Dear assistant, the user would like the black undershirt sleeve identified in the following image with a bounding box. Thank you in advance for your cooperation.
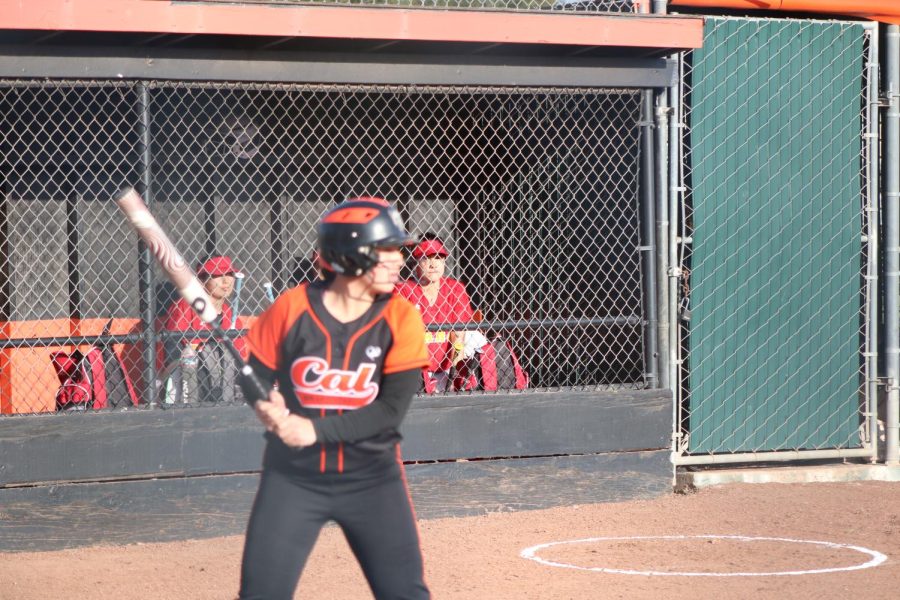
[312,368,422,444]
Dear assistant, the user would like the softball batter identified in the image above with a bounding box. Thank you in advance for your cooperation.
[238,197,430,599]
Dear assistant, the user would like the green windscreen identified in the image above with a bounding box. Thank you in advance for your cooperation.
[687,19,865,453]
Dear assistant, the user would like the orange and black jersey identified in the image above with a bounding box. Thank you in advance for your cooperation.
[246,281,428,474]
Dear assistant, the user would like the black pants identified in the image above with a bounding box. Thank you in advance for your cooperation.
[239,462,430,600]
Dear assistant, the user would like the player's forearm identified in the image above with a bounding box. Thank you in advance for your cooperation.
[313,368,421,443]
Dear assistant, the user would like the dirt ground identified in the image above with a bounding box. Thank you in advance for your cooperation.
[1,480,898,600]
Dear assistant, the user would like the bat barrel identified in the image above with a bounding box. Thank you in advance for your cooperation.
[114,186,219,324]
[115,185,270,405]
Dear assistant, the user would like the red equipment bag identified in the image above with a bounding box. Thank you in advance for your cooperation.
[477,338,529,391]
[50,347,108,411]
[420,337,529,393]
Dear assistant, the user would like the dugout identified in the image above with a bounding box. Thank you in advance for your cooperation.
[0,1,702,550]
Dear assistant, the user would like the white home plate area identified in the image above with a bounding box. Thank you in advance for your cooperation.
[521,535,888,577]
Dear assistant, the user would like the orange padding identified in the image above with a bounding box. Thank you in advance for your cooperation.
[0,316,257,414]
[670,0,900,23]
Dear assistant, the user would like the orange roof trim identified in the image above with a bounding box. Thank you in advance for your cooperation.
[671,0,900,24]
[0,0,703,49]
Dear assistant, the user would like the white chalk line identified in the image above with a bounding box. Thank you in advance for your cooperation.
[520,535,888,577]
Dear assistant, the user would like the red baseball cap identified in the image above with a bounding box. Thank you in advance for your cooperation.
[197,255,236,277]
[412,239,449,259]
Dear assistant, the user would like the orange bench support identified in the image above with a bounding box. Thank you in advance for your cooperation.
[0,318,143,414]
[0,315,257,414]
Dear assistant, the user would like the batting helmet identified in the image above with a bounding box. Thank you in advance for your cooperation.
[317,197,414,276]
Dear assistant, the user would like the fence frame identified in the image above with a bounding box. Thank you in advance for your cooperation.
[0,47,673,408]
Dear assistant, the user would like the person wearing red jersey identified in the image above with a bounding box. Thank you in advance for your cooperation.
[163,255,246,403]
[395,235,479,392]
[164,255,245,341]
[238,198,430,600]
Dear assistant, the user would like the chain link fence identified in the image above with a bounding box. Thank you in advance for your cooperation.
[676,18,876,459]
[0,80,647,414]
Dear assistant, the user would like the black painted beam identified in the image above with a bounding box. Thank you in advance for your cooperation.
[0,45,676,88]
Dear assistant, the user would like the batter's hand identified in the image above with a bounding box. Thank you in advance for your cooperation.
[254,389,317,448]
[273,413,317,448]
[254,389,289,432]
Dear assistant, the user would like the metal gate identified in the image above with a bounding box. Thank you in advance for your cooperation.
[674,17,878,463]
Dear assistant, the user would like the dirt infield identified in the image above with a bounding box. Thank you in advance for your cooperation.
[1,480,898,599]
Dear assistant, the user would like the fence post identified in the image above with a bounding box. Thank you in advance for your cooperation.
[865,24,880,463]
[640,91,659,388]
[656,0,677,397]
[669,58,683,416]
[136,82,158,406]
[885,25,900,466]
[655,91,670,390]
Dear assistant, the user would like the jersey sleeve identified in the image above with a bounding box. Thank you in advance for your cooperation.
[246,286,308,370]
[383,296,429,375]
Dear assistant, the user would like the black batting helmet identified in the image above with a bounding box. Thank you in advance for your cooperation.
[317,197,414,276]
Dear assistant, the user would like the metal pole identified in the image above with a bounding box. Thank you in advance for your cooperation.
[136,83,157,406]
[668,62,684,462]
[656,0,676,396]
[669,71,681,397]
[656,91,670,390]
[866,24,881,462]
[885,25,900,465]
[864,24,880,462]
[640,91,660,387]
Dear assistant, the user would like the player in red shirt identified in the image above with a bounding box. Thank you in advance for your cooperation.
[162,255,246,403]
[238,198,431,599]
[164,255,245,345]
[395,235,477,392]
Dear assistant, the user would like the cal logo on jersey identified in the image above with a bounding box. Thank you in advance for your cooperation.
[290,356,380,409]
